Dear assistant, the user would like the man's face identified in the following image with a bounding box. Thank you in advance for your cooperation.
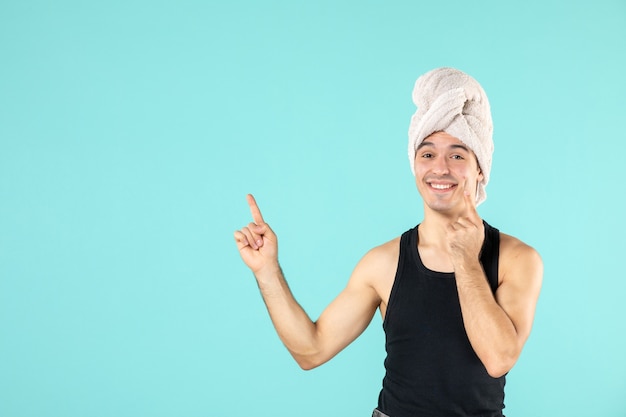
[413,131,484,214]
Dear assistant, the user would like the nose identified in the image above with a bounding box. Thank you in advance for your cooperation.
[431,155,450,175]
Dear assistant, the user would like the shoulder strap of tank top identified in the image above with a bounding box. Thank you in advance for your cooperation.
[383,226,417,330]
[480,221,500,293]
[396,226,416,286]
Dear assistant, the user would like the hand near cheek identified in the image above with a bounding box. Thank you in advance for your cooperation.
[446,180,485,268]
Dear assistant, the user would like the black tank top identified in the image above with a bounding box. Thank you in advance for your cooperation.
[377,222,505,417]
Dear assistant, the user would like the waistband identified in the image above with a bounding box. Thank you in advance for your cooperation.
[373,409,505,417]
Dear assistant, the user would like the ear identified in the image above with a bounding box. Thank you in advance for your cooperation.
[477,168,484,183]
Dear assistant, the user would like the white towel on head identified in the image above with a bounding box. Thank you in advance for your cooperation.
[408,67,493,205]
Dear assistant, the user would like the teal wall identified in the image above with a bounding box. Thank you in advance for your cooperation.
[1,1,625,416]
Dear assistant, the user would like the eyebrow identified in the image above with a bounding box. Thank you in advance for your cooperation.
[417,141,470,152]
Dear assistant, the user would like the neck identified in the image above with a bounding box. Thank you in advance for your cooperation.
[418,206,464,248]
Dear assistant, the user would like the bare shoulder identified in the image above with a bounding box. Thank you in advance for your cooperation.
[498,232,543,286]
[349,236,401,312]
[355,236,401,278]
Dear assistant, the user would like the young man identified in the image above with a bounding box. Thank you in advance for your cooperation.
[234,67,543,417]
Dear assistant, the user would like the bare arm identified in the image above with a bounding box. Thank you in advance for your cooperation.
[234,194,382,370]
[446,186,543,378]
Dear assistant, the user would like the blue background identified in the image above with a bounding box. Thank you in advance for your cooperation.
[1,1,625,416]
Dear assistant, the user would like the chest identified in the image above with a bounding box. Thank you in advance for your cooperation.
[417,244,455,273]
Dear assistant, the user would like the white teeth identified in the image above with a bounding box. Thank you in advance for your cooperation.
[431,183,454,190]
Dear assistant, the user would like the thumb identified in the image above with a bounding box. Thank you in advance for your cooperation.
[254,221,277,243]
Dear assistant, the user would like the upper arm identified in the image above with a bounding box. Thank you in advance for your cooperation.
[496,235,544,348]
[308,242,397,367]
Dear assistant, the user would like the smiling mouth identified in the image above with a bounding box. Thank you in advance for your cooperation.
[428,182,457,190]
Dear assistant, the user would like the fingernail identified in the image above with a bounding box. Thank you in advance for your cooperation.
[256,239,263,247]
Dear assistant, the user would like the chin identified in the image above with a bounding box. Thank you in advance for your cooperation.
[425,199,460,214]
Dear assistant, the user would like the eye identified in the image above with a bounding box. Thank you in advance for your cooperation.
[421,152,434,158]
[451,154,465,160]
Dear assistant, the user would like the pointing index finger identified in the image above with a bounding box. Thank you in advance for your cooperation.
[463,178,480,219]
[246,194,265,224]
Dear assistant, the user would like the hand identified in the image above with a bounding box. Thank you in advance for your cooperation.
[234,194,279,274]
[446,179,485,269]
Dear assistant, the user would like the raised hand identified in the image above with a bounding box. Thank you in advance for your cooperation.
[446,179,485,268]
[234,194,279,274]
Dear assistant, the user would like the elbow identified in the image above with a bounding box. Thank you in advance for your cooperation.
[485,363,511,379]
[297,360,319,371]
[295,356,323,371]
[483,355,517,378]
[288,339,334,370]
[479,338,523,378]
[292,351,325,371]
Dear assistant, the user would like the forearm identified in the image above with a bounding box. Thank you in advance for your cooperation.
[235,196,332,369]
[254,264,322,369]
[454,262,519,377]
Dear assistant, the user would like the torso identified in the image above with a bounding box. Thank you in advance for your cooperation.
[370,230,519,320]
[376,223,506,417]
